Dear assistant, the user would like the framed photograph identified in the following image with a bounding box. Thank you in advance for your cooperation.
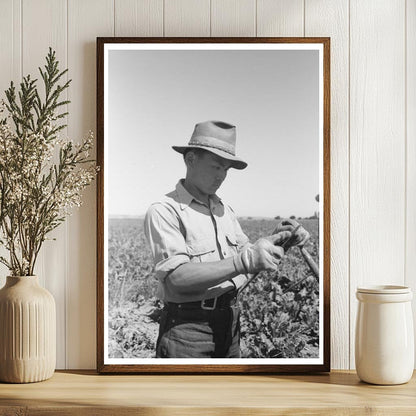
[97,37,330,373]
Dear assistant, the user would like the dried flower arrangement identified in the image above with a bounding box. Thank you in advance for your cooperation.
[0,48,97,276]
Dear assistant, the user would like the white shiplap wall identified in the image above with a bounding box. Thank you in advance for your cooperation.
[0,0,414,370]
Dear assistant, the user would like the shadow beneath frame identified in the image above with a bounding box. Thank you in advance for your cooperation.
[54,369,100,376]
[262,371,362,386]
[54,369,363,386]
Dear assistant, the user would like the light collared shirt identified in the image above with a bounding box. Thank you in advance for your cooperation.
[144,179,250,303]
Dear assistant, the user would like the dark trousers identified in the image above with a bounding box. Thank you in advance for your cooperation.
[156,302,241,358]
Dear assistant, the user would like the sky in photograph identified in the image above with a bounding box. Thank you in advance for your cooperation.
[108,48,320,218]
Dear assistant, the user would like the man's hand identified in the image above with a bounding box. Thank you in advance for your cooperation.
[264,231,292,246]
[234,236,285,274]
[274,219,310,249]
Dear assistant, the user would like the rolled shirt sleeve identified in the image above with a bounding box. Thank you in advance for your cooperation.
[144,203,190,282]
[223,205,250,289]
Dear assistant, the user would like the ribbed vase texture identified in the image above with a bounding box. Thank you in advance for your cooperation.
[0,276,56,383]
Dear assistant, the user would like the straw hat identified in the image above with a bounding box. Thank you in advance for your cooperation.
[172,120,247,170]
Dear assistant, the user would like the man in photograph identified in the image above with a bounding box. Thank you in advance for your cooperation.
[144,120,309,358]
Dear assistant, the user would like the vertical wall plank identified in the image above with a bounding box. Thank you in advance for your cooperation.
[165,0,210,37]
[67,0,114,369]
[305,0,350,370]
[257,0,303,36]
[211,0,255,36]
[350,0,406,369]
[22,0,67,369]
[0,0,14,98]
[115,0,163,36]
[0,0,21,288]
[0,0,21,98]
[406,0,416,366]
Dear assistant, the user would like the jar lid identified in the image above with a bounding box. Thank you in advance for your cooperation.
[357,285,411,294]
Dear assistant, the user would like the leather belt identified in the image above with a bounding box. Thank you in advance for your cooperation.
[167,289,238,311]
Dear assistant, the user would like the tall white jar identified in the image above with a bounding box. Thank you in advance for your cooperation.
[355,285,414,385]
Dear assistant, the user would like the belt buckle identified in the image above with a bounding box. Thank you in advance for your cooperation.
[201,297,217,310]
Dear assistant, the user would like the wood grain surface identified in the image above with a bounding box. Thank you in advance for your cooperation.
[257,0,304,37]
[305,0,349,371]
[67,0,114,370]
[22,0,68,370]
[349,0,406,369]
[115,0,163,37]
[164,0,210,37]
[211,0,256,37]
[0,370,415,415]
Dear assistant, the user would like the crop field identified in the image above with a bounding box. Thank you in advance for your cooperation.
[108,217,319,359]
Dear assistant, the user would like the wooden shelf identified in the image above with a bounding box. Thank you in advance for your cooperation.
[0,370,415,415]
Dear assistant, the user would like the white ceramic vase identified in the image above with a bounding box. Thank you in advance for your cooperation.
[355,285,414,385]
[0,276,56,383]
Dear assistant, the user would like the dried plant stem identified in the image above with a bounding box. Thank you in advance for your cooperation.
[0,48,97,276]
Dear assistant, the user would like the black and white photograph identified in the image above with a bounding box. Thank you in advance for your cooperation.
[97,38,330,373]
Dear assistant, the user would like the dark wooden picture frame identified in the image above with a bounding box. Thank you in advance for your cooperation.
[97,37,330,374]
